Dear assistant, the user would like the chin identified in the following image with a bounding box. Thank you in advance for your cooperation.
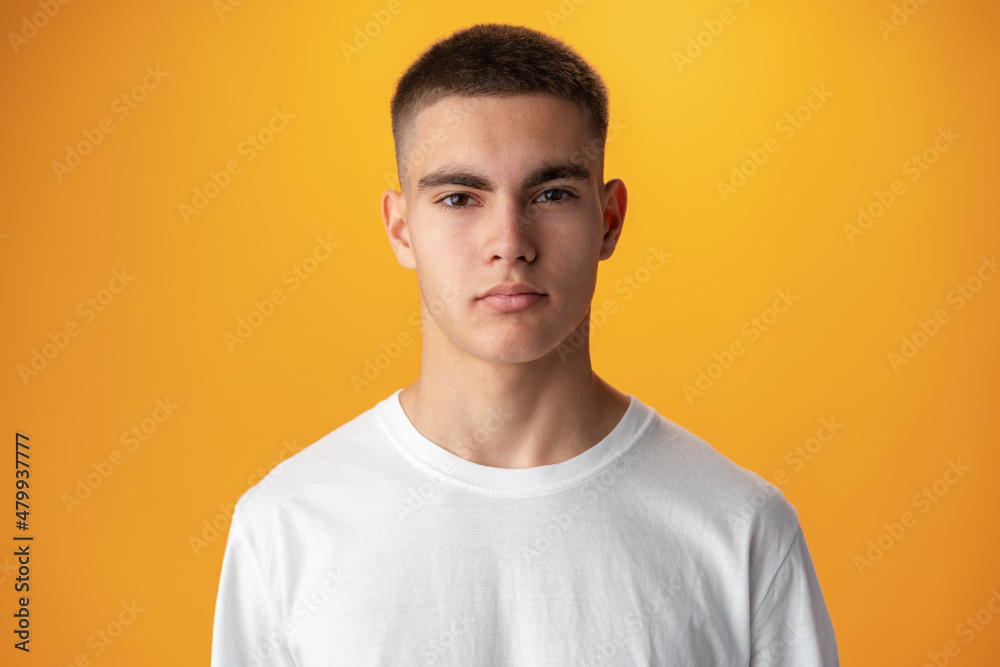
[469,330,561,365]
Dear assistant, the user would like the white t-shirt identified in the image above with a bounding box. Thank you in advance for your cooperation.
[211,389,839,666]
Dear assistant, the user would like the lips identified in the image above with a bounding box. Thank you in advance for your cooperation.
[479,282,545,298]
[479,293,545,312]
[477,283,546,313]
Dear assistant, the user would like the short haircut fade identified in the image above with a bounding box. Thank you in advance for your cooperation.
[389,22,610,191]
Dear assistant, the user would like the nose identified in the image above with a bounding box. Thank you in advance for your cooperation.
[483,197,536,264]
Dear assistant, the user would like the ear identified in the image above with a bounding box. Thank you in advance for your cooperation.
[598,178,627,261]
[382,187,416,270]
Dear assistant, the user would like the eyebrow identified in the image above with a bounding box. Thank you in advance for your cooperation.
[415,160,592,195]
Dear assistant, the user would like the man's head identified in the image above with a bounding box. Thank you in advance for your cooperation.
[381,23,626,367]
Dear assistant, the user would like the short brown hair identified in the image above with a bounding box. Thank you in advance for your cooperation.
[390,23,610,191]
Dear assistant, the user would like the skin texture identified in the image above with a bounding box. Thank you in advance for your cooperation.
[381,93,630,469]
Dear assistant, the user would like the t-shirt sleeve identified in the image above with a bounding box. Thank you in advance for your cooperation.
[749,524,839,666]
[211,499,297,667]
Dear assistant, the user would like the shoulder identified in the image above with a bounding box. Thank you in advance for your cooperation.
[232,395,390,526]
[628,397,801,539]
[626,400,807,596]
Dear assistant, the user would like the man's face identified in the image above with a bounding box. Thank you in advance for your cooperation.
[382,93,625,365]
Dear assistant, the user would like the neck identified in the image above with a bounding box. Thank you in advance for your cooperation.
[398,317,630,468]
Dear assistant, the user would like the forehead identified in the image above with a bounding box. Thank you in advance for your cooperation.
[406,94,594,177]
[414,93,585,128]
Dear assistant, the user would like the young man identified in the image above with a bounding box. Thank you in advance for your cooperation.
[211,23,839,666]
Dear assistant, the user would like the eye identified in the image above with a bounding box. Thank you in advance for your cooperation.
[535,188,578,205]
[433,188,579,212]
[435,193,478,210]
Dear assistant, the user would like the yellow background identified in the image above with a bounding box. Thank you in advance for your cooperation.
[2,0,998,664]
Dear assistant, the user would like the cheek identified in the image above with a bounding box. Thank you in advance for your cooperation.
[560,252,602,308]
[414,218,471,258]
[413,239,471,309]
[548,212,602,251]
[417,268,464,320]
[549,229,600,274]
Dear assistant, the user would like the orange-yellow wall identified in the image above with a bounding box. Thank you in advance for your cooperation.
[2,0,998,664]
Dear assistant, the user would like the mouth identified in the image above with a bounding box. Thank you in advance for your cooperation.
[477,282,547,312]
[478,292,546,312]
